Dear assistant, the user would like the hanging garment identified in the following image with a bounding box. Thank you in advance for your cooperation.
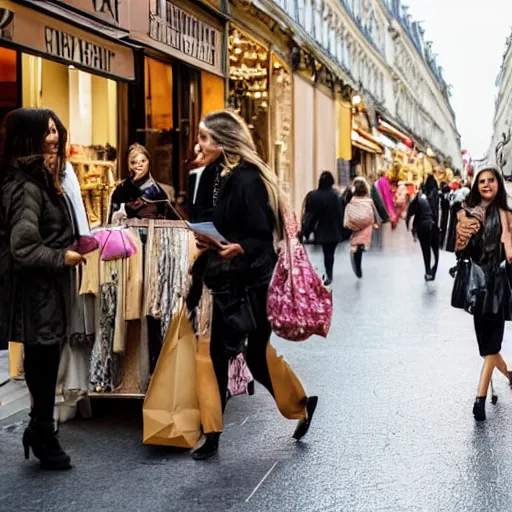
[113,259,127,354]
[125,228,143,321]
[62,162,91,236]
[89,262,121,392]
[371,184,390,223]
[79,250,100,296]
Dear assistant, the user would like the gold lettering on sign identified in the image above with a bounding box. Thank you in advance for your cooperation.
[149,1,218,68]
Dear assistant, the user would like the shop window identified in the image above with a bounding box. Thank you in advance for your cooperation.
[228,27,269,162]
[0,48,18,124]
[21,56,119,227]
[270,57,293,198]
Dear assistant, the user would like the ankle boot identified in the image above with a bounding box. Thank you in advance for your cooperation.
[23,420,72,470]
[293,396,318,440]
[191,433,220,461]
[351,246,363,278]
[473,397,486,422]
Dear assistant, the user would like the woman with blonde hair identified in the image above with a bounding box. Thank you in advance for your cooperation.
[191,109,317,460]
[109,143,179,222]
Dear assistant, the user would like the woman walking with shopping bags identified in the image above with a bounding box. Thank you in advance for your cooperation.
[0,108,84,469]
[190,110,318,460]
[406,175,440,281]
[454,164,512,421]
[302,171,344,285]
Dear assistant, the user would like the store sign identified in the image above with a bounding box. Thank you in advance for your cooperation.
[44,26,116,74]
[0,0,135,80]
[149,0,219,68]
[48,0,127,26]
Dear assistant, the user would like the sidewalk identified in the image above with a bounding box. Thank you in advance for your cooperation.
[0,350,29,422]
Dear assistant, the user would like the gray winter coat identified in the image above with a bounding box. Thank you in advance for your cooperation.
[0,157,75,346]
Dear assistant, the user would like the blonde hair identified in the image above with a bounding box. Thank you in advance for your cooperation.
[202,109,284,236]
[127,143,151,177]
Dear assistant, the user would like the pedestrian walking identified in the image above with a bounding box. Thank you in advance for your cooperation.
[406,175,440,281]
[455,165,512,422]
[302,171,344,286]
[0,108,85,470]
[190,110,317,460]
[344,177,380,278]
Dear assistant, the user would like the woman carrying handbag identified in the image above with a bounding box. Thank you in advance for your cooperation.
[190,110,318,460]
[455,164,512,422]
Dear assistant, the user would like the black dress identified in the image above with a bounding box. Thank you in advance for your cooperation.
[468,219,506,356]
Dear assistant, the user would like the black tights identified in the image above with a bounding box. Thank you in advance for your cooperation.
[210,285,274,412]
[24,344,61,424]
[417,222,439,277]
[322,243,338,280]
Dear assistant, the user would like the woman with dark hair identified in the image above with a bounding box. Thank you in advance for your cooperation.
[455,165,512,421]
[302,171,344,286]
[109,143,180,222]
[406,175,440,281]
[0,108,84,469]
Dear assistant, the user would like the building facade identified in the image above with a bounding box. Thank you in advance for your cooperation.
[262,0,462,169]
[488,31,512,176]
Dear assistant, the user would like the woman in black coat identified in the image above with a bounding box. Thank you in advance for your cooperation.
[302,171,344,285]
[406,175,440,281]
[190,110,317,460]
[0,108,83,470]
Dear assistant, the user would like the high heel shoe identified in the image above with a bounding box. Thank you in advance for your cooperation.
[293,396,318,440]
[473,397,486,422]
[23,421,72,470]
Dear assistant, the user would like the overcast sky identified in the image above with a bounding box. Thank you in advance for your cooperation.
[404,0,512,160]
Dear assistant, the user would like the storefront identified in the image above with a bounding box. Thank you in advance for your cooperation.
[127,0,227,215]
[0,0,136,226]
[228,0,294,200]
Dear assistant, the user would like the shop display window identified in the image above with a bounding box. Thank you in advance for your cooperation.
[21,55,119,227]
[0,48,18,124]
[228,27,270,162]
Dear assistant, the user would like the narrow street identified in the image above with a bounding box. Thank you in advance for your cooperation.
[2,224,512,512]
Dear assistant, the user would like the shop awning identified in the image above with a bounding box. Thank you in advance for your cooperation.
[0,0,136,81]
[352,129,384,154]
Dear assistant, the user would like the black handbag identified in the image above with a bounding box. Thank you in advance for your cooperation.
[213,289,257,356]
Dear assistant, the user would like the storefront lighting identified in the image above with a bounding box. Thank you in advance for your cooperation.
[262,91,268,98]
[234,35,241,45]
[254,91,262,99]
[352,94,362,106]
[351,130,360,141]
[68,65,76,70]
[261,101,268,108]
[426,147,435,157]
[235,47,242,55]
[274,62,281,69]
[418,152,424,159]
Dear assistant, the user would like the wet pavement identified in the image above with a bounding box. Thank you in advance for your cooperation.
[2,223,512,512]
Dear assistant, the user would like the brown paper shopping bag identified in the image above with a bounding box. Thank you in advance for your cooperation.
[142,307,201,448]
[196,334,223,434]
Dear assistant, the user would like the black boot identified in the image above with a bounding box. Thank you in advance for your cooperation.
[191,433,220,461]
[23,420,71,470]
[473,397,486,422]
[293,396,318,440]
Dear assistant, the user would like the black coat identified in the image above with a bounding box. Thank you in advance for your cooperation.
[0,157,75,346]
[303,188,345,244]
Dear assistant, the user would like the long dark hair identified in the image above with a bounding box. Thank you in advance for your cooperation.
[0,108,68,189]
[467,166,511,263]
[318,171,335,190]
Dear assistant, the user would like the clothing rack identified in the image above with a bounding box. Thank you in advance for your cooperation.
[87,220,196,401]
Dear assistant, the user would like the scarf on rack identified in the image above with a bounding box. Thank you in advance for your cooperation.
[375,176,397,221]
[62,162,91,236]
